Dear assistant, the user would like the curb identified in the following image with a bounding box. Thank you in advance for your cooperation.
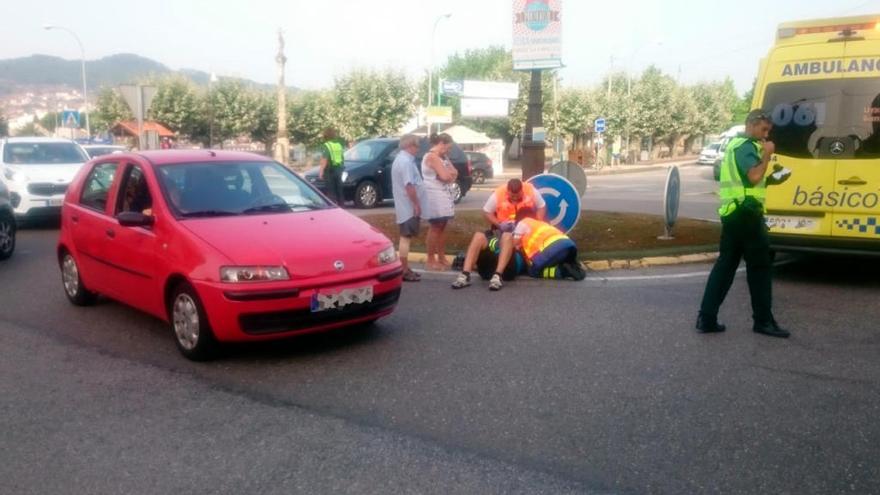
[403,251,718,273]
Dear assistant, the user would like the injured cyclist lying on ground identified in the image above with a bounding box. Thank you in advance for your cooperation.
[451,209,586,291]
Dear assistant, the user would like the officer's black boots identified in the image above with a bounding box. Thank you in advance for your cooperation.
[753,319,791,338]
[695,314,727,333]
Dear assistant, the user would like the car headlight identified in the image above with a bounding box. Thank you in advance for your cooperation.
[377,245,398,266]
[341,171,349,182]
[220,266,290,283]
[2,167,26,182]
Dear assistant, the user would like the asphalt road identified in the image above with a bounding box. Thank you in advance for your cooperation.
[351,163,720,221]
[2,227,879,494]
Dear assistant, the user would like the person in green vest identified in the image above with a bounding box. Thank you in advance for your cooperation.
[696,109,791,338]
[319,127,346,206]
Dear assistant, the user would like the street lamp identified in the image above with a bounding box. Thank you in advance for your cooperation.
[427,13,452,136]
[43,24,90,140]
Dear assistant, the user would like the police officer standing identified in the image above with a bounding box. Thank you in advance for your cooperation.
[696,110,790,338]
[319,127,346,206]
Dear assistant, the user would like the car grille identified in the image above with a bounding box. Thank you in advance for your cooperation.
[239,288,401,335]
[27,183,68,196]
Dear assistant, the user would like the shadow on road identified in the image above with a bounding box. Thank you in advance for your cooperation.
[775,254,880,289]
[216,322,389,362]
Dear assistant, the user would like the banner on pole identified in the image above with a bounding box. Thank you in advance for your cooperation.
[512,0,563,71]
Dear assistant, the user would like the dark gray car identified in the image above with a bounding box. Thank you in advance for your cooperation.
[0,180,16,260]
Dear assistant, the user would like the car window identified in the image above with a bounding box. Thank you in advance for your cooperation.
[3,142,88,164]
[344,140,391,161]
[116,165,153,216]
[157,161,330,216]
[80,163,119,212]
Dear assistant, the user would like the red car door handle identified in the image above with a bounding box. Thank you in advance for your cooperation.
[106,229,115,239]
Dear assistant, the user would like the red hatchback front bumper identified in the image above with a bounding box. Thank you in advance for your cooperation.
[192,266,404,342]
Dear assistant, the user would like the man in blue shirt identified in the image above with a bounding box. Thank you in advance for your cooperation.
[391,134,424,282]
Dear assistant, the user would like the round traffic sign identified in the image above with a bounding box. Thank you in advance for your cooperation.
[663,165,681,229]
[526,173,582,233]
[548,161,587,198]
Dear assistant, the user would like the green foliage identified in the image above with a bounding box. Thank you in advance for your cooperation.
[288,91,334,148]
[730,79,756,127]
[207,80,258,145]
[251,92,278,148]
[91,88,133,133]
[332,69,415,142]
[149,76,207,143]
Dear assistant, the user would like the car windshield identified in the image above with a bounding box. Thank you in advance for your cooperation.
[762,78,880,160]
[3,142,88,164]
[157,161,331,217]
[344,140,390,162]
[707,144,720,152]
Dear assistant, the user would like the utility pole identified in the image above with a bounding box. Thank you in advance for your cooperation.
[274,29,290,165]
[521,69,545,180]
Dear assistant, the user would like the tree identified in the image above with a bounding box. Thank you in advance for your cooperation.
[1,113,10,137]
[288,90,334,148]
[630,66,678,157]
[333,69,414,141]
[250,91,278,151]
[91,88,133,133]
[207,80,258,146]
[149,76,207,143]
[730,79,756,127]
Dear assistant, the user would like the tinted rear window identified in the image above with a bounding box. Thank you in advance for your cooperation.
[762,78,880,160]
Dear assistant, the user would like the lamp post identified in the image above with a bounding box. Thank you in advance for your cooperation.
[427,13,451,136]
[43,24,90,140]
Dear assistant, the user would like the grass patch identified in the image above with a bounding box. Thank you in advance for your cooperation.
[362,210,721,260]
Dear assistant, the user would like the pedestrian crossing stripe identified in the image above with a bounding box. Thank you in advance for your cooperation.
[835,217,880,235]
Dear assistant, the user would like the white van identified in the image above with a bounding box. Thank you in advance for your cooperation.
[0,137,90,221]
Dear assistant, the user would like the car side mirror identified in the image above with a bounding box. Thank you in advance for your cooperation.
[117,211,155,228]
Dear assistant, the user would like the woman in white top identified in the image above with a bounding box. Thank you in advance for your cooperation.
[421,133,458,271]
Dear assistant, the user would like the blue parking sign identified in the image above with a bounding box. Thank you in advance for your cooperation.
[594,118,606,134]
[526,174,582,233]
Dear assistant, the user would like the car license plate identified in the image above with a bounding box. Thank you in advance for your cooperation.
[311,286,374,313]
[48,198,63,207]
[765,215,818,233]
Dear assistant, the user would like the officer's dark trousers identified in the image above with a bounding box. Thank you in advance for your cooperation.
[324,166,345,206]
[699,207,773,324]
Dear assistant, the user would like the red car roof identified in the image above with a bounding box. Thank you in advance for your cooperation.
[131,150,274,166]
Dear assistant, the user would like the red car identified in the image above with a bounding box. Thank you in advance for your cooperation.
[57,150,403,360]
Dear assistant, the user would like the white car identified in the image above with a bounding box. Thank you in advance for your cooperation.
[698,142,722,165]
[0,137,90,222]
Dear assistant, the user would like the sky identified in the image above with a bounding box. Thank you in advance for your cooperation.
[2,0,878,94]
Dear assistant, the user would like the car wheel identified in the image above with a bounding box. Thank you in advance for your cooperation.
[451,181,463,204]
[0,212,15,260]
[354,180,380,209]
[60,252,98,306]
[169,282,217,361]
[472,170,486,185]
